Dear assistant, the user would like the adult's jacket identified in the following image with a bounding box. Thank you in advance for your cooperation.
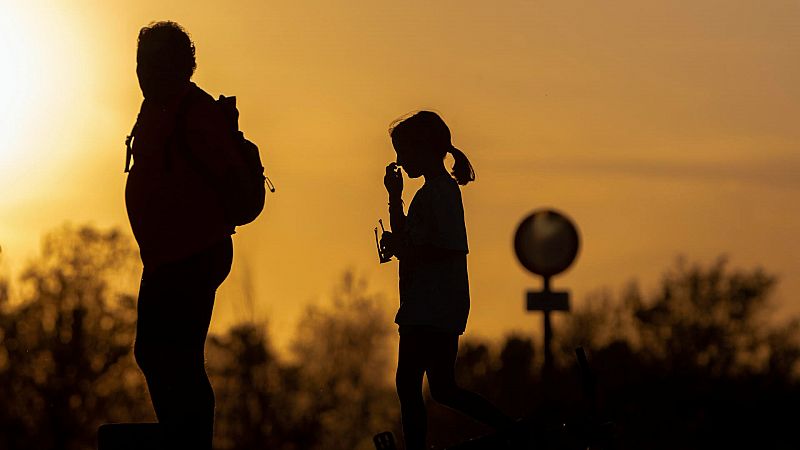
[125,82,241,270]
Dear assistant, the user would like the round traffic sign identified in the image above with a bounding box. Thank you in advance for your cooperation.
[514,209,580,277]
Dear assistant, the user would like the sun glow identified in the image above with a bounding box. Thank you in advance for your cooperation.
[0,7,48,169]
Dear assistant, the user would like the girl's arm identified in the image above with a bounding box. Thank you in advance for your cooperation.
[388,197,405,236]
[382,163,407,259]
[384,162,406,234]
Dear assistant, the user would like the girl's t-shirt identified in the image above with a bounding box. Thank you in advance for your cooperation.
[395,174,470,334]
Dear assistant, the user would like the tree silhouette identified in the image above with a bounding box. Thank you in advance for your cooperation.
[551,257,800,449]
[2,226,797,450]
[0,224,148,450]
[426,257,800,450]
[288,271,399,450]
[208,322,288,450]
[495,335,537,416]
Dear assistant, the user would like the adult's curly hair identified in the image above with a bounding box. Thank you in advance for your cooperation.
[137,21,196,79]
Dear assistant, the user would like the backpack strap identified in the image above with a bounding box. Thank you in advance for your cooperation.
[124,92,196,174]
[164,90,198,173]
[124,116,139,173]
[169,91,228,193]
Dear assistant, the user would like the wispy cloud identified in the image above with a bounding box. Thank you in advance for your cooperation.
[490,156,800,190]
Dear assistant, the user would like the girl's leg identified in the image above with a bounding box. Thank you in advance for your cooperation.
[425,333,513,429]
[396,332,428,450]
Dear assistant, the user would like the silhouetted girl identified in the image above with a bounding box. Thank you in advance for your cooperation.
[380,111,513,450]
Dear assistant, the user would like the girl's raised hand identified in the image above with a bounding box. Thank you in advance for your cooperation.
[384,162,403,198]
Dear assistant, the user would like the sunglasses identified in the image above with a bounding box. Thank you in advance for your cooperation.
[374,219,392,264]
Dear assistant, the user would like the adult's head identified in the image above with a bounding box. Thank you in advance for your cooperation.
[136,21,196,102]
[389,111,475,185]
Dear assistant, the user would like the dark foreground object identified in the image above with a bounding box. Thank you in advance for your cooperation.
[97,423,162,450]
[442,419,614,450]
[374,431,398,449]
[373,347,614,450]
[373,421,613,450]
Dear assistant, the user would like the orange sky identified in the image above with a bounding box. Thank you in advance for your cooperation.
[1,0,798,352]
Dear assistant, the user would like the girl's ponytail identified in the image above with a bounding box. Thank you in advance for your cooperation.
[448,146,475,185]
[390,110,476,185]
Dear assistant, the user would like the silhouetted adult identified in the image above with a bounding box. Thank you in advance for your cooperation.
[380,111,514,450]
[125,21,242,450]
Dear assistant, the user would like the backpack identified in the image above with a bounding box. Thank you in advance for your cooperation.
[125,93,274,227]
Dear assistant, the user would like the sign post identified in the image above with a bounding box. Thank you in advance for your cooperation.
[514,209,580,376]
